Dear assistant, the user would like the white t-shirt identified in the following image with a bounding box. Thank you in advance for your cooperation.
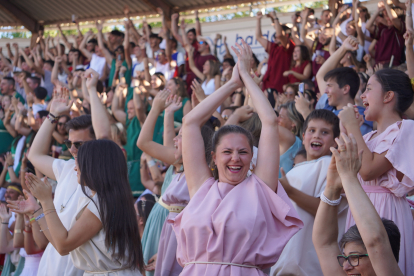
[37,159,84,276]
[155,62,174,80]
[89,54,107,79]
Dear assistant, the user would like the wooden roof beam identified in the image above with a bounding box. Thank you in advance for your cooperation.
[0,0,39,33]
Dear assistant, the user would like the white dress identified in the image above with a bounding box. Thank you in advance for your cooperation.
[70,193,143,276]
[20,248,43,276]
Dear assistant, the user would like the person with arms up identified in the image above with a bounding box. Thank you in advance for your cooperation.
[313,133,403,276]
[173,40,303,275]
[24,68,110,276]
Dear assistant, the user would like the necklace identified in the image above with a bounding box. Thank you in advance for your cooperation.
[60,189,77,213]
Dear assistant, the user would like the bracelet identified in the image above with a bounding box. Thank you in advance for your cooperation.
[147,160,156,167]
[43,208,55,213]
[32,207,42,215]
[47,114,59,124]
[1,222,9,225]
[35,213,45,221]
[44,210,56,216]
[320,192,342,206]
[24,229,32,233]
[14,229,22,234]
[39,227,49,232]
[8,166,13,170]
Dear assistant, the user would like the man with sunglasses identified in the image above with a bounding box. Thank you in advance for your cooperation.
[27,69,110,276]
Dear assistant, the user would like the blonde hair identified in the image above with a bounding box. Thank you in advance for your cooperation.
[111,122,127,146]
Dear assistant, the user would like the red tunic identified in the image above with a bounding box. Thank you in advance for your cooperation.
[373,21,405,66]
[262,40,295,93]
[288,60,310,84]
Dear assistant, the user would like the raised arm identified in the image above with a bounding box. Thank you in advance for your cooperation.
[57,25,73,50]
[133,87,146,125]
[6,43,13,60]
[79,31,93,60]
[300,8,314,49]
[366,5,381,33]
[269,11,288,48]
[96,21,113,66]
[84,69,110,139]
[195,10,202,36]
[332,134,403,276]
[111,85,127,124]
[164,95,182,147]
[354,2,365,47]
[0,205,14,254]
[51,56,62,85]
[13,214,25,248]
[180,19,191,47]
[12,43,19,67]
[185,46,204,81]
[124,21,132,69]
[234,40,279,190]
[313,155,347,276]
[255,12,268,49]
[383,1,402,31]
[28,88,73,180]
[316,36,359,96]
[137,89,177,165]
[406,0,414,32]
[182,60,243,198]
[291,15,302,46]
[404,31,414,78]
[171,14,184,46]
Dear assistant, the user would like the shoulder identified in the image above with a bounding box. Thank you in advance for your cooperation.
[53,158,76,183]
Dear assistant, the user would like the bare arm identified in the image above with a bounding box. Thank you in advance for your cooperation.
[384,1,402,31]
[13,214,24,248]
[96,22,113,66]
[133,88,146,126]
[406,0,414,32]
[6,44,13,60]
[255,12,269,49]
[124,22,132,69]
[269,11,288,48]
[195,10,202,36]
[171,14,184,46]
[79,32,93,60]
[137,90,177,165]
[300,9,314,49]
[316,36,359,96]
[366,9,380,34]
[290,15,302,45]
[404,31,414,78]
[111,85,127,125]
[186,46,205,81]
[57,25,72,50]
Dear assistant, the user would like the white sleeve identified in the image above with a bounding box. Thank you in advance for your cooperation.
[176,52,185,67]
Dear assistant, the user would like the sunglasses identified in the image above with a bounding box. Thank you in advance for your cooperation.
[57,122,65,126]
[64,140,84,150]
[199,41,205,45]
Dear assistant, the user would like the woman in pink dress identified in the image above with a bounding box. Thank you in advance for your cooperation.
[339,68,414,275]
[173,40,303,276]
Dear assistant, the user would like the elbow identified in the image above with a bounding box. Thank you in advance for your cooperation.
[262,114,279,127]
[359,172,376,182]
[55,243,71,256]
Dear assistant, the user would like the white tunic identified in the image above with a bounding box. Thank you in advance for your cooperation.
[271,156,348,276]
[70,193,142,276]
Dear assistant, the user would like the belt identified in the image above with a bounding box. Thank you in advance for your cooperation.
[85,268,124,275]
[184,261,259,269]
[158,196,185,213]
[362,185,391,194]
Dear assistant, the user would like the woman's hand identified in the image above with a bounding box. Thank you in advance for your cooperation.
[283,71,292,77]
[5,152,13,167]
[145,253,157,271]
[84,69,99,90]
[191,80,207,102]
[165,95,182,114]
[7,190,40,215]
[25,173,53,204]
[0,204,12,223]
[151,89,171,113]
[404,30,414,47]
[326,153,343,194]
[279,168,292,194]
[338,103,360,131]
[231,39,252,77]
[50,87,73,117]
[330,133,363,179]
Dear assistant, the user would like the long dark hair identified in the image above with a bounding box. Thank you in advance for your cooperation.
[77,140,144,272]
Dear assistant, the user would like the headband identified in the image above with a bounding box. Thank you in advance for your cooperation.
[8,186,22,195]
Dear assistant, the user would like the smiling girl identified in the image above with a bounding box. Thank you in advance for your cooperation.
[339,69,414,275]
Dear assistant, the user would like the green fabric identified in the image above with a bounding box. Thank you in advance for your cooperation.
[155,97,188,144]
[108,59,131,87]
[14,93,25,104]
[53,140,68,152]
[12,256,25,276]
[124,116,144,195]
[141,165,175,275]
[2,254,15,276]
[0,119,14,154]
[6,133,33,182]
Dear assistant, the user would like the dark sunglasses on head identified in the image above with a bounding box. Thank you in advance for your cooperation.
[64,140,84,150]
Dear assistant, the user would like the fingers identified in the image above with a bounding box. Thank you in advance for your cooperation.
[280,167,287,178]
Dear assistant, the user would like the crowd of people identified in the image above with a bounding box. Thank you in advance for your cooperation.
[0,0,413,275]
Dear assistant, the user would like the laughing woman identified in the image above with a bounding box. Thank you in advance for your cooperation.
[8,140,144,275]
[173,40,303,275]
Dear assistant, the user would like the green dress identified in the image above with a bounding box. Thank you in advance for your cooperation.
[0,119,14,154]
[108,59,131,87]
[141,165,175,276]
[124,116,144,196]
[6,133,33,182]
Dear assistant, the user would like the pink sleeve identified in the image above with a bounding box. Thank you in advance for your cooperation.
[372,123,400,155]
[385,120,414,185]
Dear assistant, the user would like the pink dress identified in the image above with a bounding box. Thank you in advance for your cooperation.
[155,173,188,276]
[346,120,414,275]
[172,174,303,275]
